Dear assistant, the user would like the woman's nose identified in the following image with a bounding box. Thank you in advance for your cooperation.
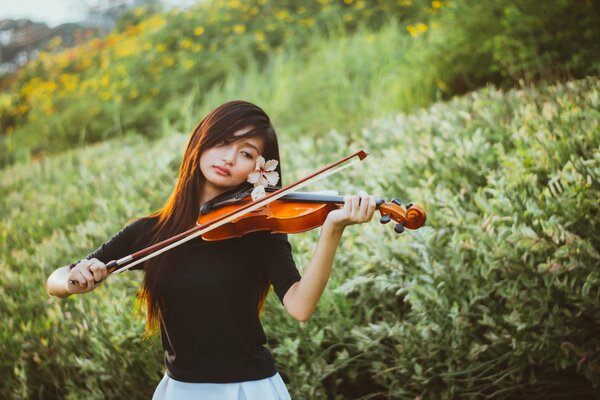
[222,149,235,165]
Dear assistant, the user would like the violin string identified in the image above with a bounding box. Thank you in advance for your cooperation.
[111,157,360,275]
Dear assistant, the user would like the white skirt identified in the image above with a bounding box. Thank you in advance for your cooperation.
[152,371,292,400]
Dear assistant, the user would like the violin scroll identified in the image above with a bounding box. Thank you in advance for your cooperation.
[377,199,426,234]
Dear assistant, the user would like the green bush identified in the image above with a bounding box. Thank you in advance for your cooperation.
[1,77,598,398]
[426,0,600,93]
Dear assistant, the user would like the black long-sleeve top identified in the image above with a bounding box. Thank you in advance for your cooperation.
[69,217,302,383]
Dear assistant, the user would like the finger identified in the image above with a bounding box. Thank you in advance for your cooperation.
[350,195,360,219]
[89,258,108,282]
[91,258,108,280]
[358,191,370,220]
[342,195,352,217]
[367,195,377,222]
[73,271,87,289]
[81,268,96,288]
[90,263,106,282]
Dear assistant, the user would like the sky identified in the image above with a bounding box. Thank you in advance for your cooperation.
[0,0,196,28]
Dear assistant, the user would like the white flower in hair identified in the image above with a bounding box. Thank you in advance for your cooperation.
[247,156,279,201]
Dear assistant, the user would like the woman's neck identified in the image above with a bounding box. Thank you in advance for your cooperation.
[199,182,229,208]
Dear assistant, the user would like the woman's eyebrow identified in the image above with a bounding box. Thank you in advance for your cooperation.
[242,142,260,153]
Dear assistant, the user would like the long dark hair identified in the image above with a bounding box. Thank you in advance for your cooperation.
[137,100,282,336]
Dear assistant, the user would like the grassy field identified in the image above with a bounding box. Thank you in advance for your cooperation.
[1,77,598,398]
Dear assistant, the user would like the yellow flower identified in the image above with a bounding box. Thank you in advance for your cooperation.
[156,43,167,53]
[343,14,353,22]
[432,0,442,10]
[254,31,266,42]
[115,38,136,57]
[367,34,375,43]
[344,0,353,4]
[194,26,205,36]
[145,15,166,31]
[407,25,418,37]
[275,10,290,20]
[233,24,246,34]
[164,56,175,66]
[407,23,428,37]
[100,90,112,101]
[181,38,194,49]
[300,18,316,27]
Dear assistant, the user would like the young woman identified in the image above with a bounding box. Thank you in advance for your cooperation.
[46,100,376,399]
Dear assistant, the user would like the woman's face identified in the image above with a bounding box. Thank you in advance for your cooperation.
[199,127,265,197]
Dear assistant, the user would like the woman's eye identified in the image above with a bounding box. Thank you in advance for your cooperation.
[241,151,253,159]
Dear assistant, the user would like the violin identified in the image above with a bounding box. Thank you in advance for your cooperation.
[69,150,426,282]
[197,185,426,240]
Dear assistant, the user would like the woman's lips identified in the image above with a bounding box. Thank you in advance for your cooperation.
[213,166,231,176]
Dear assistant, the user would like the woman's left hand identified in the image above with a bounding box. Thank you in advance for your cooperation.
[324,190,377,231]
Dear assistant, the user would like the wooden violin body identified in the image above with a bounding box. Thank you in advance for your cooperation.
[197,189,426,241]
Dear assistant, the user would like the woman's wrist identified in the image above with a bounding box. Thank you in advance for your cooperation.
[323,217,346,236]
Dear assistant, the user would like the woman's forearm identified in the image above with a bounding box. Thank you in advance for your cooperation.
[283,222,345,321]
[46,266,72,298]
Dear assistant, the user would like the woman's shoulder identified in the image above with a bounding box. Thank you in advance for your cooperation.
[125,215,159,231]
[121,215,160,246]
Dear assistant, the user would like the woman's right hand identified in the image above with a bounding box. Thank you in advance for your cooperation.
[65,258,108,294]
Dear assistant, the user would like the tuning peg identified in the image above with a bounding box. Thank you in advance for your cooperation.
[380,214,391,224]
[391,198,402,206]
[405,202,413,209]
[394,223,405,233]
[376,198,385,207]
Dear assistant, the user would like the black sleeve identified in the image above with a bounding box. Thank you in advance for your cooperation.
[258,233,302,304]
[68,217,156,271]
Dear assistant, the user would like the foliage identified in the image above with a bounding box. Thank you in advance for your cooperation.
[1,77,598,398]
[2,0,598,171]
[425,0,600,93]
[0,0,434,167]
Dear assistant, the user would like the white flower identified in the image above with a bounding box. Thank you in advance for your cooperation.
[247,156,279,201]
[250,185,266,201]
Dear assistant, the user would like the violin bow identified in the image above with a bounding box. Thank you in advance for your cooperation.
[70,150,368,284]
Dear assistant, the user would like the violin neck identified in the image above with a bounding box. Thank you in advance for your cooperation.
[281,192,383,207]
